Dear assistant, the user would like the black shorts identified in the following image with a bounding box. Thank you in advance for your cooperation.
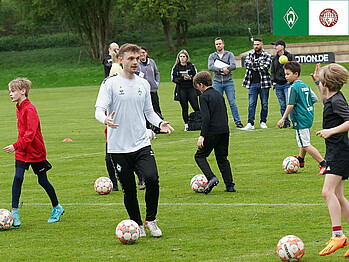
[325,160,349,180]
[15,160,52,175]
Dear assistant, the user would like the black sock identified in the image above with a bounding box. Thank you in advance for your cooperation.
[297,156,304,163]
[319,160,327,167]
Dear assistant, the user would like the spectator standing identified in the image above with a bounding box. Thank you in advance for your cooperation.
[242,38,272,130]
[271,39,295,128]
[102,42,119,78]
[208,37,244,129]
[137,46,163,133]
[171,49,200,131]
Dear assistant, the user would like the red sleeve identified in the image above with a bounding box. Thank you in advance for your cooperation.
[13,107,39,152]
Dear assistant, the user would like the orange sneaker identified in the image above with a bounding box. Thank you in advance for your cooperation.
[318,166,327,176]
[319,235,348,256]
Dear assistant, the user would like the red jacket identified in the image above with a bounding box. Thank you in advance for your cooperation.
[13,98,46,162]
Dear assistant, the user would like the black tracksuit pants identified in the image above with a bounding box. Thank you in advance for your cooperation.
[110,145,159,226]
[194,133,234,187]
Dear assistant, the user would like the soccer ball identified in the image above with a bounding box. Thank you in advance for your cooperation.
[0,209,13,230]
[94,177,113,195]
[116,219,140,244]
[282,156,300,174]
[190,174,208,193]
[146,129,156,140]
[277,235,304,261]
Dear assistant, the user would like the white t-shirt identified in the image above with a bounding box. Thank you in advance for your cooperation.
[95,74,162,153]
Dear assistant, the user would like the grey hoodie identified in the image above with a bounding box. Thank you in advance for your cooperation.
[208,51,236,83]
[137,58,160,92]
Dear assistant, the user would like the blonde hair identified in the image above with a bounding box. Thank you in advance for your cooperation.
[118,43,140,58]
[8,77,31,97]
[174,49,190,66]
[319,63,349,91]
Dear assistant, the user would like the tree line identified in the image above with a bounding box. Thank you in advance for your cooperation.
[0,0,272,60]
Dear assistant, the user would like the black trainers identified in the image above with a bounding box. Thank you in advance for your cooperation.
[112,183,118,191]
[236,122,244,129]
[224,185,236,192]
[282,123,291,128]
[203,176,219,194]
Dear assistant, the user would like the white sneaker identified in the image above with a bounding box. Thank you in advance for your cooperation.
[139,225,146,237]
[242,123,255,131]
[260,122,268,129]
[184,123,189,131]
[144,219,162,237]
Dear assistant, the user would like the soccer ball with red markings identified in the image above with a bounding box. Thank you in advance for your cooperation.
[190,174,208,193]
[94,177,113,195]
[282,157,300,174]
[277,235,305,261]
[0,209,13,230]
[116,219,140,244]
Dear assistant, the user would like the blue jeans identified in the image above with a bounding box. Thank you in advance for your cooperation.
[274,83,291,124]
[247,83,269,125]
[213,80,241,124]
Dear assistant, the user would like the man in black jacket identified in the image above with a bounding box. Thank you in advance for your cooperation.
[193,71,236,194]
[271,40,295,128]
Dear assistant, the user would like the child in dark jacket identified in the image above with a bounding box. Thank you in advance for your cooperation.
[193,71,236,194]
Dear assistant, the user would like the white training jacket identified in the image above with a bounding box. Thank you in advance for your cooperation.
[95,74,162,153]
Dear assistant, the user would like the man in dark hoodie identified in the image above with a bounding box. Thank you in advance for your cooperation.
[271,40,295,128]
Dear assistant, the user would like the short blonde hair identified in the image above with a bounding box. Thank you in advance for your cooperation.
[118,43,140,58]
[8,78,31,97]
[319,63,349,92]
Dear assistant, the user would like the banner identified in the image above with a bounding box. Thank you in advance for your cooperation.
[274,0,348,35]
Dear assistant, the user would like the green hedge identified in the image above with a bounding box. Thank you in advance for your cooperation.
[0,33,80,51]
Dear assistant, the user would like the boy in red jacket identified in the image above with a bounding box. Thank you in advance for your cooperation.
[3,78,64,227]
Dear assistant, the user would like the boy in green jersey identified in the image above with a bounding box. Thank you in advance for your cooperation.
[277,61,327,175]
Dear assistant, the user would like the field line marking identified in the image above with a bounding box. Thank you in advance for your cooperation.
[0,202,325,206]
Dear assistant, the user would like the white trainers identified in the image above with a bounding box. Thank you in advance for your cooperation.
[184,123,189,131]
[242,123,255,131]
[260,122,268,129]
[144,219,162,237]
[139,225,146,237]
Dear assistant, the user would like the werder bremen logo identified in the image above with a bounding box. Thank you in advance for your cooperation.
[283,7,298,29]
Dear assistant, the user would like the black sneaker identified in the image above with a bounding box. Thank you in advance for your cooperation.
[224,185,236,192]
[236,122,244,129]
[112,183,118,191]
[282,123,291,128]
[203,176,219,194]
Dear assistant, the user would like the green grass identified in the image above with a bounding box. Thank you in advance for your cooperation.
[1,34,349,90]
[1,74,349,261]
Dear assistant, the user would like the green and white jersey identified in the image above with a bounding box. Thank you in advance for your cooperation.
[288,80,314,129]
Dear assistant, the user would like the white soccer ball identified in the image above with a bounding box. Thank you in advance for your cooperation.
[190,174,208,193]
[277,235,305,261]
[282,156,300,174]
[146,129,156,140]
[116,219,140,244]
[94,177,113,195]
[0,209,13,230]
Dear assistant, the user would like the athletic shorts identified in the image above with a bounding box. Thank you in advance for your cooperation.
[296,128,311,147]
[15,160,52,175]
[325,160,349,180]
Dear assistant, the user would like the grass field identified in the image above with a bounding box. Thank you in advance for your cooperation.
[1,73,349,261]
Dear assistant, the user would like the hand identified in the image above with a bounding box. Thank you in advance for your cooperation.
[3,145,15,154]
[316,129,332,139]
[104,111,118,129]
[277,119,284,128]
[160,121,174,134]
[197,136,204,148]
[222,67,230,75]
[184,75,191,80]
[311,63,321,82]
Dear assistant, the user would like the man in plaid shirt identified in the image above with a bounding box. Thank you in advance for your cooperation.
[242,38,272,130]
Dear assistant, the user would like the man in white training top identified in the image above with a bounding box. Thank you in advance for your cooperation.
[95,43,174,237]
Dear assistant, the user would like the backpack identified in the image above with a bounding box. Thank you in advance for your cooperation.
[187,111,202,131]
